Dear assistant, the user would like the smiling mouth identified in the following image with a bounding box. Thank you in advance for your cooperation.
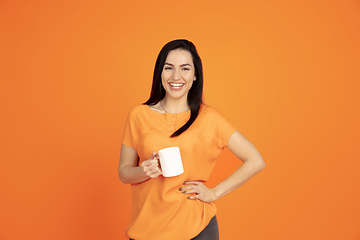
[169,83,185,88]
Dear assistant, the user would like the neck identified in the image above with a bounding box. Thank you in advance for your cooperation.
[161,95,190,114]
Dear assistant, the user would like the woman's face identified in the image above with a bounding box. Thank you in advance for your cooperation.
[161,49,196,101]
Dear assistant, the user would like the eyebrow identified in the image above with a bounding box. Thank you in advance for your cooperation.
[164,63,192,67]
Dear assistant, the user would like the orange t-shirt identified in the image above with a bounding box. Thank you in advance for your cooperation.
[122,103,237,240]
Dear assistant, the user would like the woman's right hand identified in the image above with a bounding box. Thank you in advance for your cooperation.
[140,152,162,179]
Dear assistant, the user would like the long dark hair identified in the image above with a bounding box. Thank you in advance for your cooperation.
[144,39,204,137]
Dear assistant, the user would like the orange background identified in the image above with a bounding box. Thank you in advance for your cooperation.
[1,0,360,239]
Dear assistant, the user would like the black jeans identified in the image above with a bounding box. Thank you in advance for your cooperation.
[191,215,219,240]
[129,215,219,240]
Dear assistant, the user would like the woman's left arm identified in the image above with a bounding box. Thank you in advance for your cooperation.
[181,131,265,202]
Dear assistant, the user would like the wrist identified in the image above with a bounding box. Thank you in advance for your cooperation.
[137,165,150,179]
[212,185,221,201]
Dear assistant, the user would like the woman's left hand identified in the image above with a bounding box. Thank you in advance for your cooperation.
[179,181,218,203]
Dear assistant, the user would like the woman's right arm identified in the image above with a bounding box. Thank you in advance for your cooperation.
[118,144,162,184]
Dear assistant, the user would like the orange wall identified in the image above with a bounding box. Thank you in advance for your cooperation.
[1,0,360,239]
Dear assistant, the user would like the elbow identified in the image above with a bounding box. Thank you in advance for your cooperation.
[119,175,130,185]
[253,157,265,172]
[118,170,130,184]
[118,175,126,184]
[258,158,265,171]
[120,179,131,184]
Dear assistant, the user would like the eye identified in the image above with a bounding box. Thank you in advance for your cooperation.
[164,67,173,70]
[182,68,190,71]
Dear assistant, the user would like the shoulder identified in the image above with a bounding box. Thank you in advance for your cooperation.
[129,104,148,113]
[198,104,237,141]
[198,103,235,127]
[199,103,223,118]
[127,104,149,120]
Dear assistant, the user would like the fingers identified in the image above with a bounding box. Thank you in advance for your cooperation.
[145,168,162,178]
[180,185,198,194]
[179,181,215,203]
[150,152,159,160]
[148,170,162,178]
[145,165,161,175]
[183,181,199,185]
[181,187,199,200]
[142,163,162,178]
[180,181,201,190]
[142,159,158,167]
[141,152,162,179]
[187,195,198,200]
[179,181,201,198]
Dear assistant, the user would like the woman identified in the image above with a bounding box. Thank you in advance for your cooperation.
[118,39,265,240]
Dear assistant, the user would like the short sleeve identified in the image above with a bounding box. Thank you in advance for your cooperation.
[211,107,237,147]
[121,109,135,148]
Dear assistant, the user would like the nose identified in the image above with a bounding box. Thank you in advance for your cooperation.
[173,69,181,80]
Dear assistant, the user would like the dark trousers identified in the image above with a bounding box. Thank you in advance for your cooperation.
[129,215,219,240]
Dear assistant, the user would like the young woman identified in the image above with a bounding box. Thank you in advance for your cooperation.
[118,39,265,240]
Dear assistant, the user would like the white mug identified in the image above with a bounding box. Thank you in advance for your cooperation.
[158,147,184,177]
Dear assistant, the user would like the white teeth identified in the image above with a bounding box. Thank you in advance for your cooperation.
[170,83,184,88]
